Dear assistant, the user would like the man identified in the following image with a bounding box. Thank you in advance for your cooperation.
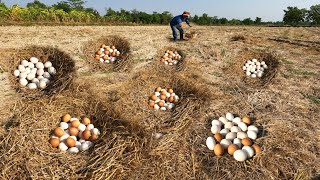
[170,11,192,42]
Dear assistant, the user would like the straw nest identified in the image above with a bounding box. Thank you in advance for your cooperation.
[7,46,75,99]
[82,36,131,72]
[154,46,186,72]
[224,49,280,89]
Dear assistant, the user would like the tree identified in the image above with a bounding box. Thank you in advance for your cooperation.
[65,0,86,10]
[27,0,47,9]
[283,6,307,26]
[52,2,71,13]
[242,18,253,25]
[254,17,262,24]
[308,4,320,25]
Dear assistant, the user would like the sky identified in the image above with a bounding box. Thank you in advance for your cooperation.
[1,0,319,21]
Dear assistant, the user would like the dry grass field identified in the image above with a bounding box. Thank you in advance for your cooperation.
[0,25,319,179]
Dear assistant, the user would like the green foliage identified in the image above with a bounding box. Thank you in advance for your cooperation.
[308,4,320,24]
[283,6,308,26]
[27,0,47,9]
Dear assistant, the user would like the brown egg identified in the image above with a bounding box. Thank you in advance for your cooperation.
[149,101,155,107]
[65,137,76,147]
[174,56,178,60]
[97,51,102,55]
[89,134,98,141]
[62,114,71,122]
[101,44,106,48]
[151,95,158,101]
[49,138,60,148]
[242,116,251,125]
[168,59,172,63]
[103,55,109,60]
[227,144,239,155]
[95,55,100,60]
[111,46,116,50]
[68,127,79,136]
[160,59,165,63]
[156,87,162,92]
[162,55,167,59]
[168,89,174,93]
[166,50,170,53]
[168,96,174,103]
[54,127,64,137]
[241,138,252,146]
[168,55,173,59]
[111,52,116,57]
[252,144,262,154]
[213,144,224,156]
[82,117,91,126]
[213,133,223,143]
[161,90,167,95]
[160,95,166,100]
[105,50,110,55]
[71,120,80,128]
[158,101,165,107]
[82,129,91,140]
[106,47,110,51]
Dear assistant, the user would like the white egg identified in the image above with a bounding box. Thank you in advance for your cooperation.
[256,62,261,66]
[18,65,26,72]
[80,141,93,151]
[211,125,221,134]
[70,118,78,122]
[257,72,263,78]
[38,80,47,89]
[247,60,252,64]
[27,73,35,81]
[116,51,120,55]
[60,122,69,130]
[41,78,50,84]
[238,122,248,131]
[160,107,166,111]
[28,62,34,69]
[173,60,178,65]
[58,142,68,151]
[206,136,216,150]
[68,147,79,153]
[31,68,37,74]
[25,67,31,74]
[226,113,234,121]
[218,117,228,124]
[154,104,160,110]
[250,68,255,73]
[31,78,39,87]
[171,93,176,96]
[154,92,160,96]
[99,58,104,62]
[220,128,230,137]
[60,134,69,142]
[247,130,257,140]
[75,141,81,149]
[245,63,250,68]
[252,59,257,63]
[242,66,247,71]
[225,132,237,141]
[51,135,59,139]
[237,132,248,139]
[79,139,86,143]
[224,122,234,129]
[43,72,51,79]
[246,71,251,76]
[220,139,232,149]
[69,136,77,141]
[37,69,44,76]
[91,128,100,135]
[232,117,242,125]
[37,75,44,81]
[21,60,29,67]
[231,126,241,133]
[242,146,254,158]
[248,125,259,134]
[44,61,52,68]
[105,60,110,63]
[169,63,173,66]
[263,64,268,69]
[87,124,94,130]
[100,48,105,52]
[36,62,44,69]
[166,92,171,98]
[30,57,39,64]
[233,138,242,148]
[261,61,266,65]
[19,78,28,86]
[19,72,28,79]
[174,95,179,102]
[251,74,257,78]
[14,70,20,77]
[233,149,247,161]
[253,71,257,74]
[164,61,168,65]
[78,123,86,131]
[211,119,222,127]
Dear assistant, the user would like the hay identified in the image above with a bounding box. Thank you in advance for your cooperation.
[154,46,187,72]
[7,46,75,99]
[225,49,280,89]
[82,36,131,72]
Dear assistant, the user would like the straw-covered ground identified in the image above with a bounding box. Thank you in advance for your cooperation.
[0,25,319,179]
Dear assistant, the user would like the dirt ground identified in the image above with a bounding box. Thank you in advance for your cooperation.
[0,25,319,179]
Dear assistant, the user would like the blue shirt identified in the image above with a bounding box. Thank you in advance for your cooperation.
[170,15,190,26]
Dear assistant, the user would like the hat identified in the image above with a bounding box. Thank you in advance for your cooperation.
[183,11,190,16]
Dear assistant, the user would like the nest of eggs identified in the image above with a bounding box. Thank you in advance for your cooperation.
[8,46,75,99]
[82,36,131,72]
[227,49,280,88]
[155,46,186,72]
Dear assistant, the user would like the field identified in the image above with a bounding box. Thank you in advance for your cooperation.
[0,25,319,179]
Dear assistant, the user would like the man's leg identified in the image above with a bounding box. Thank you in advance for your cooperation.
[171,25,178,41]
[176,26,184,40]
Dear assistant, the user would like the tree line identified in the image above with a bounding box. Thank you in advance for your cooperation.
[0,0,319,26]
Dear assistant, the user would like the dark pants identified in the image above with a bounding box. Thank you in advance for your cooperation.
[170,24,184,41]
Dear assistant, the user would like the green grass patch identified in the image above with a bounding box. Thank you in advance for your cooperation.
[305,95,320,104]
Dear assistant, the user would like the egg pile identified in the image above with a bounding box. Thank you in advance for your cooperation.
[206,113,262,161]
[148,87,179,111]
[242,59,268,78]
[94,44,121,63]
[160,50,182,65]
[49,114,101,153]
[13,57,56,89]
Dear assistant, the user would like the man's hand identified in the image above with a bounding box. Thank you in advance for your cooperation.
[189,25,193,27]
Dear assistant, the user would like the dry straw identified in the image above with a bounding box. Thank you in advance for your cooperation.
[7,46,75,99]
[82,36,131,72]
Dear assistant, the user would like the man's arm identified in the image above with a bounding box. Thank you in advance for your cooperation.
[186,18,192,27]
